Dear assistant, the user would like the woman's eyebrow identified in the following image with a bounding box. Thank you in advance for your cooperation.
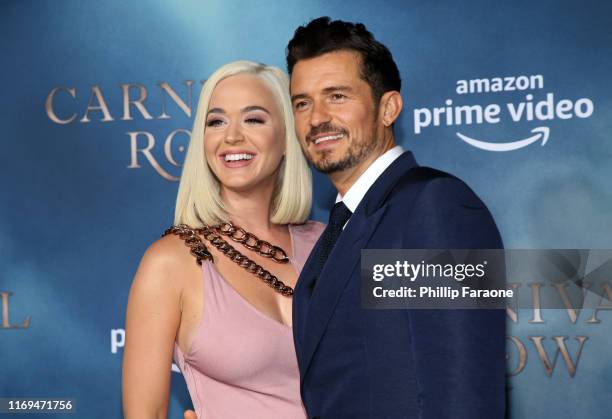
[241,105,270,114]
[207,106,270,115]
[207,107,225,115]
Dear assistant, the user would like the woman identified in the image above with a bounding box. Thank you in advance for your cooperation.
[122,61,324,419]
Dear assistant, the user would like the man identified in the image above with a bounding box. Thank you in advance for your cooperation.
[287,17,505,418]
[185,17,505,419]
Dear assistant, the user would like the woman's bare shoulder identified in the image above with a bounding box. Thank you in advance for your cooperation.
[133,233,202,293]
[144,233,196,264]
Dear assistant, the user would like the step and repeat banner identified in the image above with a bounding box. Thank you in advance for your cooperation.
[2,0,611,418]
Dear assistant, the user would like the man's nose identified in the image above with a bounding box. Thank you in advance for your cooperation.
[309,101,331,128]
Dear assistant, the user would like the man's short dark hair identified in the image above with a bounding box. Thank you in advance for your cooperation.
[286,17,401,104]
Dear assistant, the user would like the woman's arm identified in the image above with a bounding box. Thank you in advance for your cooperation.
[122,236,188,419]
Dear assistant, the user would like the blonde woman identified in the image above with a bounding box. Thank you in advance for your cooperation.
[122,61,324,419]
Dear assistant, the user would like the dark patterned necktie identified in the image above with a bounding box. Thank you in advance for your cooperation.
[310,201,353,287]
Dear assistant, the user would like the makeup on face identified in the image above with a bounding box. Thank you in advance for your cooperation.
[204,74,285,192]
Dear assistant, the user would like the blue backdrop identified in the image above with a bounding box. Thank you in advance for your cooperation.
[1,0,611,418]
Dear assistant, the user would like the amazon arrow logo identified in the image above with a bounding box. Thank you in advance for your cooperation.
[456,127,550,152]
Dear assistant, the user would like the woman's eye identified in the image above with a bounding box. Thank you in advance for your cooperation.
[245,117,265,124]
[206,119,224,127]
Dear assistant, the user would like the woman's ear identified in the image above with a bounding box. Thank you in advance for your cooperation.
[379,91,403,127]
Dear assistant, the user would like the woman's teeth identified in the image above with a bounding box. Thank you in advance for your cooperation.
[224,153,254,162]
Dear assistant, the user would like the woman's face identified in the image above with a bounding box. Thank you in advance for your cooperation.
[204,74,286,194]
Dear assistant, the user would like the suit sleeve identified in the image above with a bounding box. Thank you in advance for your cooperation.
[400,177,506,419]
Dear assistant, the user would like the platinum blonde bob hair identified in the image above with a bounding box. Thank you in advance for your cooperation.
[174,60,312,226]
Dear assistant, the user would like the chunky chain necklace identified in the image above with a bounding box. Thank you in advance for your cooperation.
[214,222,289,263]
[163,223,294,296]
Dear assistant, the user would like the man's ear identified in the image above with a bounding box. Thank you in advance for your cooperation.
[378,91,403,127]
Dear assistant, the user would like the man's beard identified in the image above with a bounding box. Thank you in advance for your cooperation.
[309,139,376,174]
[305,122,377,174]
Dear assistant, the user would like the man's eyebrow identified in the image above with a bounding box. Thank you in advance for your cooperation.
[207,105,270,115]
[291,86,353,103]
[322,85,353,94]
[291,93,308,102]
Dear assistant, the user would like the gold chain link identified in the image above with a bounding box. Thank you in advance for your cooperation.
[163,224,294,297]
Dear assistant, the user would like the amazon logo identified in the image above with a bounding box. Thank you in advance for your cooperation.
[412,75,594,152]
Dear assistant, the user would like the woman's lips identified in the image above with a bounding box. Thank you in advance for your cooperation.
[219,152,255,168]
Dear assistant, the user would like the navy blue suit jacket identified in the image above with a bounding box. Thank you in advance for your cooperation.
[293,151,505,418]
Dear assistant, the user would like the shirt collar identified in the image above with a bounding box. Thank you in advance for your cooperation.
[335,145,405,212]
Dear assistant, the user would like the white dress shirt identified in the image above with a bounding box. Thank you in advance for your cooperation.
[336,145,405,213]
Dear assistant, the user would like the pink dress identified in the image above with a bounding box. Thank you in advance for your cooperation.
[173,221,325,419]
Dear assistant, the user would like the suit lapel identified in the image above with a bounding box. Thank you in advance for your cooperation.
[293,230,325,362]
[297,151,420,378]
[299,205,387,379]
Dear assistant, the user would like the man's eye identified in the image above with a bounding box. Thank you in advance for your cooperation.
[331,93,346,101]
[294,101,308,110]
[206,119,224,127]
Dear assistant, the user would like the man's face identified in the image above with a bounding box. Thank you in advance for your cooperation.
[290,50,379,175]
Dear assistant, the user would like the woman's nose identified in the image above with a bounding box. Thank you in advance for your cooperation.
[224,122,244,144]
